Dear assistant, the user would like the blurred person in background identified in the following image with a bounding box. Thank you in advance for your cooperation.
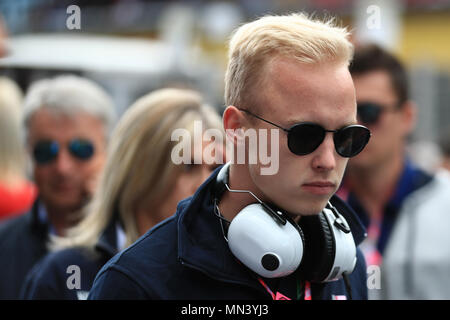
[338,44,450,299]
[0,74,116,299]
[20,88,224,299]
[0,77,36,220]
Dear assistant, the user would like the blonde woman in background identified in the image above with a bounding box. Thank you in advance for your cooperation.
[0,77,36,220]
[20,88,224,299]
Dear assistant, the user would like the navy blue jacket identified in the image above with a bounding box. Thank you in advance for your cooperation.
[89,167,368,300]
[20,219,119,300]
[0,199,49,299]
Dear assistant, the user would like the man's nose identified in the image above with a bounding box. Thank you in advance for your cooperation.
[311,134,337,171]
[53,148,76,174]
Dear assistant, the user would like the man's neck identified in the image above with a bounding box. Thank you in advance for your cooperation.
[347,154,404,217]
[218,164,263,222]
[44,204,82,236]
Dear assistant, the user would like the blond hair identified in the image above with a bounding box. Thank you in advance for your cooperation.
[224,13,353,110]
[51,88,222,250]
[0,77,25,185]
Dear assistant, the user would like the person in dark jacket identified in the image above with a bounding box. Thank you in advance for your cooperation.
[0,75,115,299]
[20,88,224,299]
[88,170,368,300]
[89,13,371,300]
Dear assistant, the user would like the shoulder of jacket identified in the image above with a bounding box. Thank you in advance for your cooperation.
[108,214,178,267]
[0,212,32,241]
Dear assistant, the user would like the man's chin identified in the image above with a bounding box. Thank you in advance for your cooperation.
[43,195,85,213]
[282,199,328,217]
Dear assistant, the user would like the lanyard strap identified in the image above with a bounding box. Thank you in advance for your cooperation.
[258,278,276,299]
[258,278,311,300]
[304,281,312,300]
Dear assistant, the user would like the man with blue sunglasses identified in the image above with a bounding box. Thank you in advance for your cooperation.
[0,75,116,299]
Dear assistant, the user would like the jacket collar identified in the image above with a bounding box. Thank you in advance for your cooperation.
[177,166,260,288]
[30,197,121,257]
[345,157,433,221]
[176,165,367,285]
[30,198,50,237]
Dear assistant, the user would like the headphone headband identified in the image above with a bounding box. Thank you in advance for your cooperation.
[213,163,287,225]
[213,162,231,200]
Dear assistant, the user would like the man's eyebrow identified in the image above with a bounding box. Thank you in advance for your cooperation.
[283,118,305,127]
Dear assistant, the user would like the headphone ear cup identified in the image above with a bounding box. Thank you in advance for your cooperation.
[297,212,336,282]
[227,203,304,278]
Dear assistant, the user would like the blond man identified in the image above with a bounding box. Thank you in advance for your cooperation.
[89,13,370,300]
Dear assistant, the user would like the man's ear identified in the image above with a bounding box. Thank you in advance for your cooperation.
[223,106,246,147]
[223,106,244,130]
[399,100,417,137]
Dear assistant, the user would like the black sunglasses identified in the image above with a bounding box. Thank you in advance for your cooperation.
[32,139,95,165]
[238,108,371,158]
[357,101,399,125]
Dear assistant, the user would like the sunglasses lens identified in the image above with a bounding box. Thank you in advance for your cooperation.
[357,102,382,125]
[288,123,325,155]
[69,139,94,160]
[334,126,371,157]
[33,141,59,164]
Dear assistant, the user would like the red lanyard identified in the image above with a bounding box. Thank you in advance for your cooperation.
[304,281,312,300]
[258,278,311,300]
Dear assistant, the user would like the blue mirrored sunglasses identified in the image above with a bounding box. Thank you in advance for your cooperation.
[32,139,95,165]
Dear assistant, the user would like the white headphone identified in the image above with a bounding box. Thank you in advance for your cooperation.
[213,163,357,281]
